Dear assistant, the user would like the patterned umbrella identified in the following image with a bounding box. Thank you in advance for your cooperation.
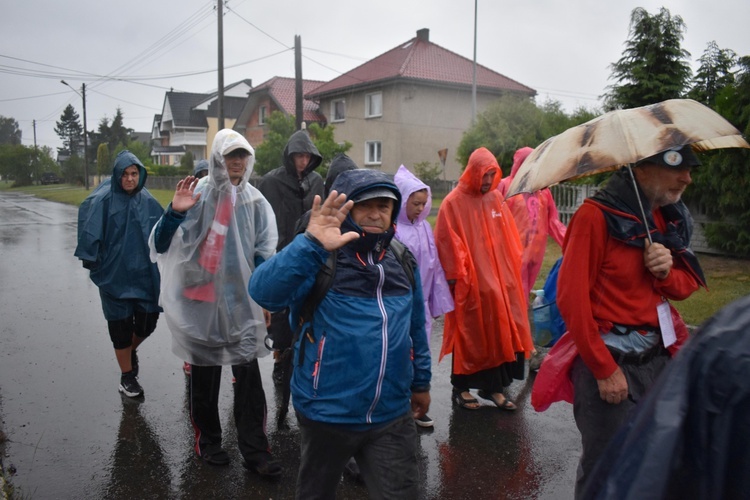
[507,99,750,197]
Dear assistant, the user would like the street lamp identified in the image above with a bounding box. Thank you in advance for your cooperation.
[61,80,89,190]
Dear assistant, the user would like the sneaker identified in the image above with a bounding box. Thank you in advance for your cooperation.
[415,414,434,428]
[272,362,284,386]
[119,372,144,398]
[183,361,191,376]
[244,457,282,478]
[131,349,139,377]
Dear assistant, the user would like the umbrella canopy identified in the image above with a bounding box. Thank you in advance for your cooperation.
[507,99,750,197]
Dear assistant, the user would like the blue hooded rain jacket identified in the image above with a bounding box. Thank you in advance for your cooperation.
[74,151,163,318]
[249,169,431,426]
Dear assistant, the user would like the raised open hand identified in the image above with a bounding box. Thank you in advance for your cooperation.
[306,190,360,251]
[172,175,202,213]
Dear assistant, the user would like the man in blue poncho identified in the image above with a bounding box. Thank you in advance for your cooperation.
[75,150,163,398]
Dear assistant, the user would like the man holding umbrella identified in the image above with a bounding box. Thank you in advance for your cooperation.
[557,145,706,496]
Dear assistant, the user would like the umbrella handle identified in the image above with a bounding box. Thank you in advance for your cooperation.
[627,165,654,245]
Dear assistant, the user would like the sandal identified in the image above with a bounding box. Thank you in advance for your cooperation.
[477,390,517,411]
[452,390,480,410]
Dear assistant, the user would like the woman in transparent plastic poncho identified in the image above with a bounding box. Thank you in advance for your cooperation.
[149,130,282,475]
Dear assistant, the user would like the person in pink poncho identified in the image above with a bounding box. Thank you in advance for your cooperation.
[394,165,454,428]
[498,147,567,300]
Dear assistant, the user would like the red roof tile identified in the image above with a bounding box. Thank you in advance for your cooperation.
[252,76,326,122]
[308,32,535,98]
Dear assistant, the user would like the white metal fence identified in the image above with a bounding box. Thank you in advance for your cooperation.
[549,183,725,255]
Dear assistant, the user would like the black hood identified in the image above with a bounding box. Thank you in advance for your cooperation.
[324,153,358,196]
[282,130,322,178]
[331,169,401,254]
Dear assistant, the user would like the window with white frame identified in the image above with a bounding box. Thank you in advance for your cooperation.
[258,105,267,125]
[365,92,382,118]
[365,141,382,165]
[331,99,346,122]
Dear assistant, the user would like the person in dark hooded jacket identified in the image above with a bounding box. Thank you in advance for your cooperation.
[259,129,324,384]
[74,150,163,398]
[259,129,324,249]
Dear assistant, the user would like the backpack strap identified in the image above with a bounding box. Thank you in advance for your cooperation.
[389,238,416,288]
[298,252,336,326]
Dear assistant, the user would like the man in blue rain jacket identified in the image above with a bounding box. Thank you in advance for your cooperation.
[249,169,431,499]
[75,150,163,398]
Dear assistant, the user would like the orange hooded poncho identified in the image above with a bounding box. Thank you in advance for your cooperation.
[435,147,533,375]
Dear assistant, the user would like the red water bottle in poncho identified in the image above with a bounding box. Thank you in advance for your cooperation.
[183,196,232,302]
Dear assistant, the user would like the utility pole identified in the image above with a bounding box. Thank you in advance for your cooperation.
[295,35,303,131]
[82,83,89,189]
[217,0,225,130]
[471,0,478,125]
[61,80,90,190]
[33,119,38,181]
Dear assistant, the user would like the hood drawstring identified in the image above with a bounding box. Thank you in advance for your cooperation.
[355,252,367,267]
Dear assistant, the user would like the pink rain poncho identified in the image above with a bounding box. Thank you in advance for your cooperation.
[435,148,533,375]
[498,147,567,299]
[393,165,454,342]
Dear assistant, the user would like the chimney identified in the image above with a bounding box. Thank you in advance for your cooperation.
[416,28,429,42]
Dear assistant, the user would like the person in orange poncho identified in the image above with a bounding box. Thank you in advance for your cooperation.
[435,147,534,411]
[498,147,567,300]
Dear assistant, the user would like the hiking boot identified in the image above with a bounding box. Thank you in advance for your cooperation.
[119,372,143,398]
[244,456,282,478]
[272,362,284,386]
[415,414,434,428]
[200,444,230,466]
[343,457,363,483]
[131,349,139,377]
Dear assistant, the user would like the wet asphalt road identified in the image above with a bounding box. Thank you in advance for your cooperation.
[0,190,580,499]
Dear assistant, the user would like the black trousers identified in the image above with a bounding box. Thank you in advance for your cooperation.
[188,359,271,465]
[295,412,419,500]
[571,353,669,499]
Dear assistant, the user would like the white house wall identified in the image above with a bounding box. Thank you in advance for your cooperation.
[320,82,502,180]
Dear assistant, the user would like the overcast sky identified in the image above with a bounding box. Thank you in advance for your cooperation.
[2,0,748,155]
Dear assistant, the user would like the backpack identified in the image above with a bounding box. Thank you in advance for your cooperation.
[541,256,567,346]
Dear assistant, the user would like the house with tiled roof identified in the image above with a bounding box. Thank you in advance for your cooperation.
[306,28,536,180]
[151,79,253,165]
[234,76,326,147]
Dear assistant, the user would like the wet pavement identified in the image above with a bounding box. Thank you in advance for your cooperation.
[0,190,579,499]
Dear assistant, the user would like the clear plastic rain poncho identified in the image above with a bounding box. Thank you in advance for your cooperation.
[149,130,278,365]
